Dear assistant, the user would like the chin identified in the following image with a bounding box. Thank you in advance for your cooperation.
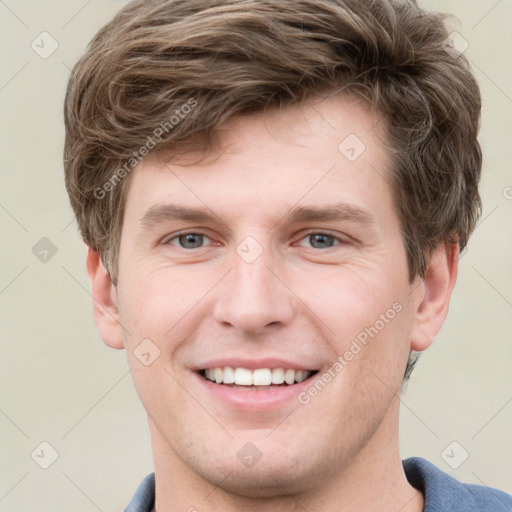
[199,454,316,498]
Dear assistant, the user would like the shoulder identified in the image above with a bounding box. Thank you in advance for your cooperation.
[124,473,155,512]
[403,457,512,512]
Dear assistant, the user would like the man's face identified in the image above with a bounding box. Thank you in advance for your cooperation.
[112,95,425,495]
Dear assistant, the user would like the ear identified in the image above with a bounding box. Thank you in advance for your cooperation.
[86,247,124,349]
[410,242,459,352]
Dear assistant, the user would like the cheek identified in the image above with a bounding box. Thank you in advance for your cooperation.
[295,264,412,383]
[117,264,212,342]
[339,299,414,405]
[292,264,403,336]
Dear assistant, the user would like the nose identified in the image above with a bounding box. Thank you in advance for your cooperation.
[213,241,296,335]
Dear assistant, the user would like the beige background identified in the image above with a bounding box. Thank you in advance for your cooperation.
[1,1,511,510]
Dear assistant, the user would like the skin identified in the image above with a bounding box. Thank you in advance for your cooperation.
[87,94,458,511]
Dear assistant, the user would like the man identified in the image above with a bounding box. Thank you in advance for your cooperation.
[63,0,512,510]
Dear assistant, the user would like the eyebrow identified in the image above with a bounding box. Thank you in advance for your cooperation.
[282,204,374,226]
[139,204,231,230]
[138,202,374,230]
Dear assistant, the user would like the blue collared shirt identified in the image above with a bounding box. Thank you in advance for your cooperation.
[125,457,512,511]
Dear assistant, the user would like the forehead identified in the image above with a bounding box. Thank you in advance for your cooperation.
[123,94,392,226]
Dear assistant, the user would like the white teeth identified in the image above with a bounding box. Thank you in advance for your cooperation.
[284,369,295,385]
[252,368,272,386]
[223,366,235,384]
[271,368,285,384]
[234,367,253,386]
[203,367,314,386]
[295,370,309,383]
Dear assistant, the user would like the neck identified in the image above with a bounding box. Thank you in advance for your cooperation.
[149,403,423,512]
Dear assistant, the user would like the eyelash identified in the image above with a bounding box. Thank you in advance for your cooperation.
[165,230,349,250]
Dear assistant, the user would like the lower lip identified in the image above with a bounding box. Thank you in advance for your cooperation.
[194,372,317,412]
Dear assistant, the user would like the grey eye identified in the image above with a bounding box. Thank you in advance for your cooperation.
[178,233,204,249]
[308,234,335,248]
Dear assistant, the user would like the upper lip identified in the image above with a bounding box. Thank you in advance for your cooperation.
[195,358,320,371]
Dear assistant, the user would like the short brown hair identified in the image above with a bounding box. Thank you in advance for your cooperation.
[63,0,482,377]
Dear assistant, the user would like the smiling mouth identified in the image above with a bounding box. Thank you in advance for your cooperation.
[199,367,319,389]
